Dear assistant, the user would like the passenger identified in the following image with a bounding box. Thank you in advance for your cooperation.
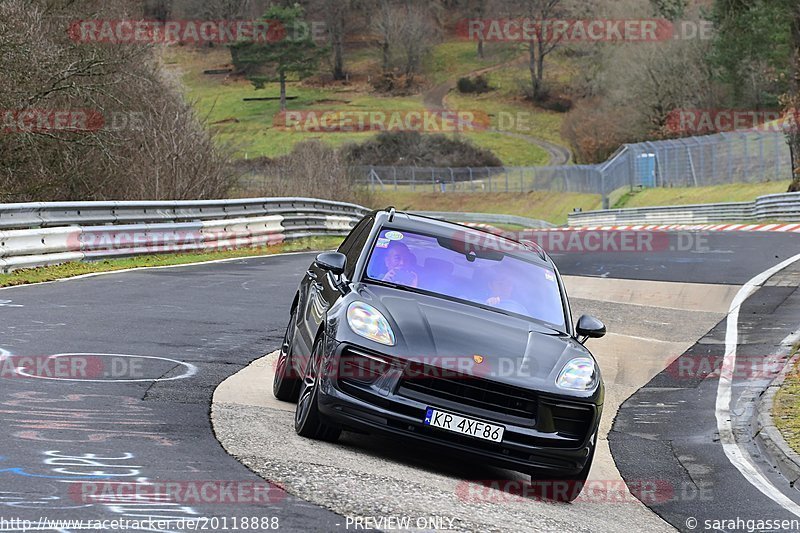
[382,242,419,288]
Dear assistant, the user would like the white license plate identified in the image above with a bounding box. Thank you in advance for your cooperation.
[423,407,505,443]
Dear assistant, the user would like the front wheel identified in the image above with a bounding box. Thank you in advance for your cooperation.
[273,310,300,402]
[294,334,341,442]
[529,445,595,503]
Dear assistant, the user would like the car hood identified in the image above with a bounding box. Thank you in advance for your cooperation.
[349,284,594,393]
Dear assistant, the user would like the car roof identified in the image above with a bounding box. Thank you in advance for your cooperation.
[371,209,551,264]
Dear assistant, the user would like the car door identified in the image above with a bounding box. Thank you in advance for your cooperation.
[296,216,374,361]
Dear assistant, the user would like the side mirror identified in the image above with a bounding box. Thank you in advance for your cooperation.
[314,252,347,276]
[576,315,606,344]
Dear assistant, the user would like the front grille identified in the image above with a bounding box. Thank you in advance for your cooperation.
[397,362,537,426]
[338,347,391,385]
[538,398,595,442]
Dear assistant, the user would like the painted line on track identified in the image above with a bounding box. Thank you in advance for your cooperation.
[13,353,198,383]
[716,252,800,517]
[0,250,319,293]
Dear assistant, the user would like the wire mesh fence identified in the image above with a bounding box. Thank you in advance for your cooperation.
[354,130,793,203]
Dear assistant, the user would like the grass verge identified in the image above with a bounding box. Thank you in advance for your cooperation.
[370,190,602,226]
[617,182,792,209]
[772,349,800,454]
[0,237,343,289]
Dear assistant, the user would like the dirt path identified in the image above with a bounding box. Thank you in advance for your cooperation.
[422,57,573,166]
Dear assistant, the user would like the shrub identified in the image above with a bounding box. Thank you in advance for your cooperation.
[342,131,502,167]
[235,141,373,205]
[456,75,492,94]
[560,99,639,164]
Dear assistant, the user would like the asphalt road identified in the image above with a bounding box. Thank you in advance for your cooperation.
[0,230,798,532]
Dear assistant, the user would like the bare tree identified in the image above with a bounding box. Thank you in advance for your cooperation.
[372,0,439,82]
[0,0,233,202]
[787,3,800,191]
[517,0,572,101]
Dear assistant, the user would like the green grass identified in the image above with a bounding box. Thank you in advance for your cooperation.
[168,47,423,159]
[772,349,800,455]
[458,131,550,166]
[369,180,794,226]
[446,70,569,165]
[424,41,519,86]
[165,45,562,165]
[618,181,792,209]
[449,93,565,145]
[370,190,602,226]
[0,237,343,288]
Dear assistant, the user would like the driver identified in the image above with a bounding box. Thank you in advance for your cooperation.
[382,242,419,288]
[486,270,527,315]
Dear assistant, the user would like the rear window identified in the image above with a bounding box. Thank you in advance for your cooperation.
[364,228,566,329]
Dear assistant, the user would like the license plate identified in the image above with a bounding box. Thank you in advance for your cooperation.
[423,407,505,443]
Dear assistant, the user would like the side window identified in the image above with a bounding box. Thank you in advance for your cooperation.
[343,217,374,279]
[338,216,371,257]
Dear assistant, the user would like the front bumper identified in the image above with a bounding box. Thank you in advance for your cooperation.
[317,342,603,476]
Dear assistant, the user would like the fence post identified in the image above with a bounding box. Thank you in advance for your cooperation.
[393,167,398,191]
[711,142,717,182]
[520,167,524,192]
[505,167,509,192]
[743,135,749,184]
[758,134,765,182]
[412,167,416,192]
[486,167,491,192]
[727,135,733,181]
[601,170,608,209]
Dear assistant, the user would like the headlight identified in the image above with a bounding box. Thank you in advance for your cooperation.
[347,302,396,346]
[556,358,597,391]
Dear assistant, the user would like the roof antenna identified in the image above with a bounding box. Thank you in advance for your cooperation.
[387,206,396,222]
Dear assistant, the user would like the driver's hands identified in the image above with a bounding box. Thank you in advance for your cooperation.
[384,268,418,287]
[486,296,502,306]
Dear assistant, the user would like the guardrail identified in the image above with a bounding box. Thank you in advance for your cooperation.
[568,192,800,226]
[0,198,371,273]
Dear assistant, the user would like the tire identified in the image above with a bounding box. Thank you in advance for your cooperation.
[530,445,595,503]
[273,310,300,402]
[294,334,341,442]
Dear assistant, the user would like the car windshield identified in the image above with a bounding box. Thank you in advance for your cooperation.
[364,227,566,329]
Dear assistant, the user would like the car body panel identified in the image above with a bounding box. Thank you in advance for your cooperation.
[284,210,604,475]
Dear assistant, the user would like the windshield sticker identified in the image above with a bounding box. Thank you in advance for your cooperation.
[376,238,391,249]
[385,231,405,241]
